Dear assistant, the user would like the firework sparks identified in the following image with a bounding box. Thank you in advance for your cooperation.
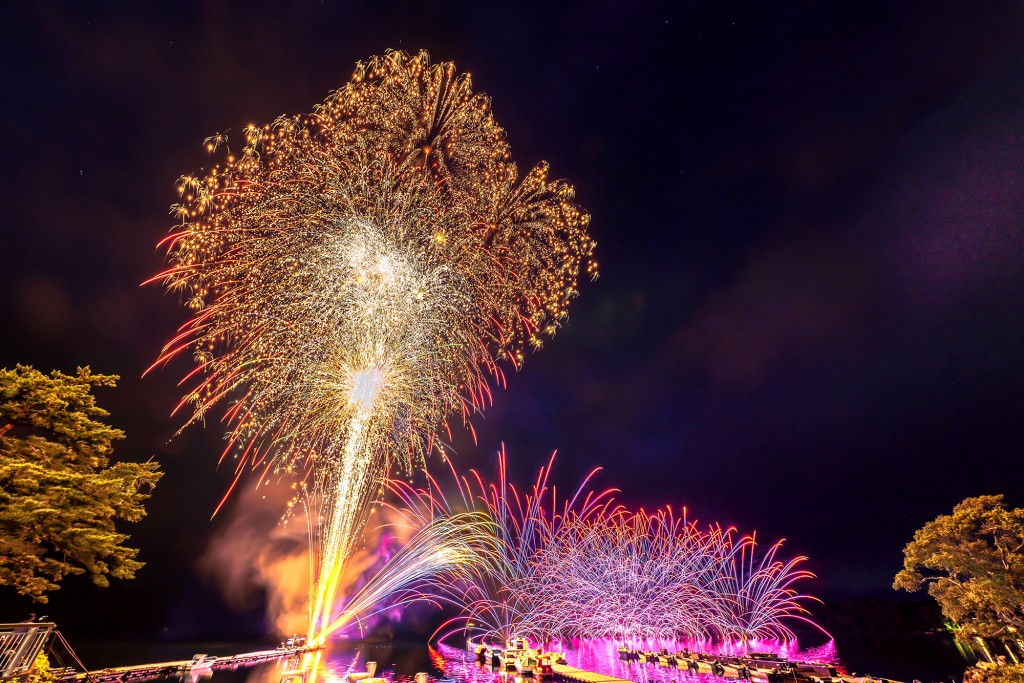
[317,508,497,640]
[407,452,823,644]
[393,448,619,642]
[151,50,595,643]
[526,508,823,641]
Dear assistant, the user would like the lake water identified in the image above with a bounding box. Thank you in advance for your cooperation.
[118,635,962,683]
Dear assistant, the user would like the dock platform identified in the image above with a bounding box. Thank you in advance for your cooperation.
[71,646,315,682]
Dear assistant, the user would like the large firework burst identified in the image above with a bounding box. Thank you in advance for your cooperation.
[151,50,596,642]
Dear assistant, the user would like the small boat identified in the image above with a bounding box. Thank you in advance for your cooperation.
[796,663,841,679]
[534,654,555,678]
[496,653,517,672]
[484,646,503,668]
[641,651,660,664]
[657,650,676,667]
[498,639,528,672]
[722,662,752,679]
[749,667,795,683]
[746,654,788,671]
[515,651,539,676]
[802,671,843,683]
[348,663,378,682]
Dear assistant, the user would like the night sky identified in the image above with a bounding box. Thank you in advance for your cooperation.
[2,1,1023,644]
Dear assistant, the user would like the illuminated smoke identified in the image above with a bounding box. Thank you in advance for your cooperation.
[199,484,312,636]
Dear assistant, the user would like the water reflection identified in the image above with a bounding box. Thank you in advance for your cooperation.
[430,638,838,683]
[429,642,739,683]
[193,637,837,683]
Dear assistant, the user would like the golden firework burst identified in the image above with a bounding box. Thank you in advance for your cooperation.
[152,49,596,641]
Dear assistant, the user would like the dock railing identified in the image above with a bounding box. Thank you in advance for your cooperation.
[0,622,56,679]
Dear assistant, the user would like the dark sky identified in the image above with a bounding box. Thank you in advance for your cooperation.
[2,1,1023,642]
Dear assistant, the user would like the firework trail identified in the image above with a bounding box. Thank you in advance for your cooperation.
[529,509,823,641]
[404,452,822,644]
[527,507,727,638]
[150,50,596,643]
[392,448,618,641]
[317,505,497,639]
[710,533,821,641]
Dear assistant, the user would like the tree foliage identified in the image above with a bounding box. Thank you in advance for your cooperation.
[0,365,162,602]
[27,651,57,683]
[894,494,1024,642]
[965,662,1024,683]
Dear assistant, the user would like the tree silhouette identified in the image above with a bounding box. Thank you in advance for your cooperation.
[0,365,162,602]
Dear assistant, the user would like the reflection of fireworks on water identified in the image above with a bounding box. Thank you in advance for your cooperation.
[407,452,824,644]
[151,50,595,643]
[433,638,838,682]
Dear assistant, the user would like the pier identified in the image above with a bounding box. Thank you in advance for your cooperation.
[70,647,315,683]
[2,621,314,683]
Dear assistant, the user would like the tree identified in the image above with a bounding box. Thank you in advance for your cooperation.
[894,495,1024,643]
[965,661,1024,683]
[26,651,57,683]
[0,365,162,602]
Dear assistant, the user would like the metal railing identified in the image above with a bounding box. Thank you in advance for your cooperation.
[0,622,55,679]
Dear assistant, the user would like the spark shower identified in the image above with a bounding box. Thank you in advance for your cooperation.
[151,50,596,644]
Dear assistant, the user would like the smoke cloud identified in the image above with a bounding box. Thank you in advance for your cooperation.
[199,481,419,637]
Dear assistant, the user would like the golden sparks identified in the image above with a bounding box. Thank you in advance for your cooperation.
[152,49,595,642]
